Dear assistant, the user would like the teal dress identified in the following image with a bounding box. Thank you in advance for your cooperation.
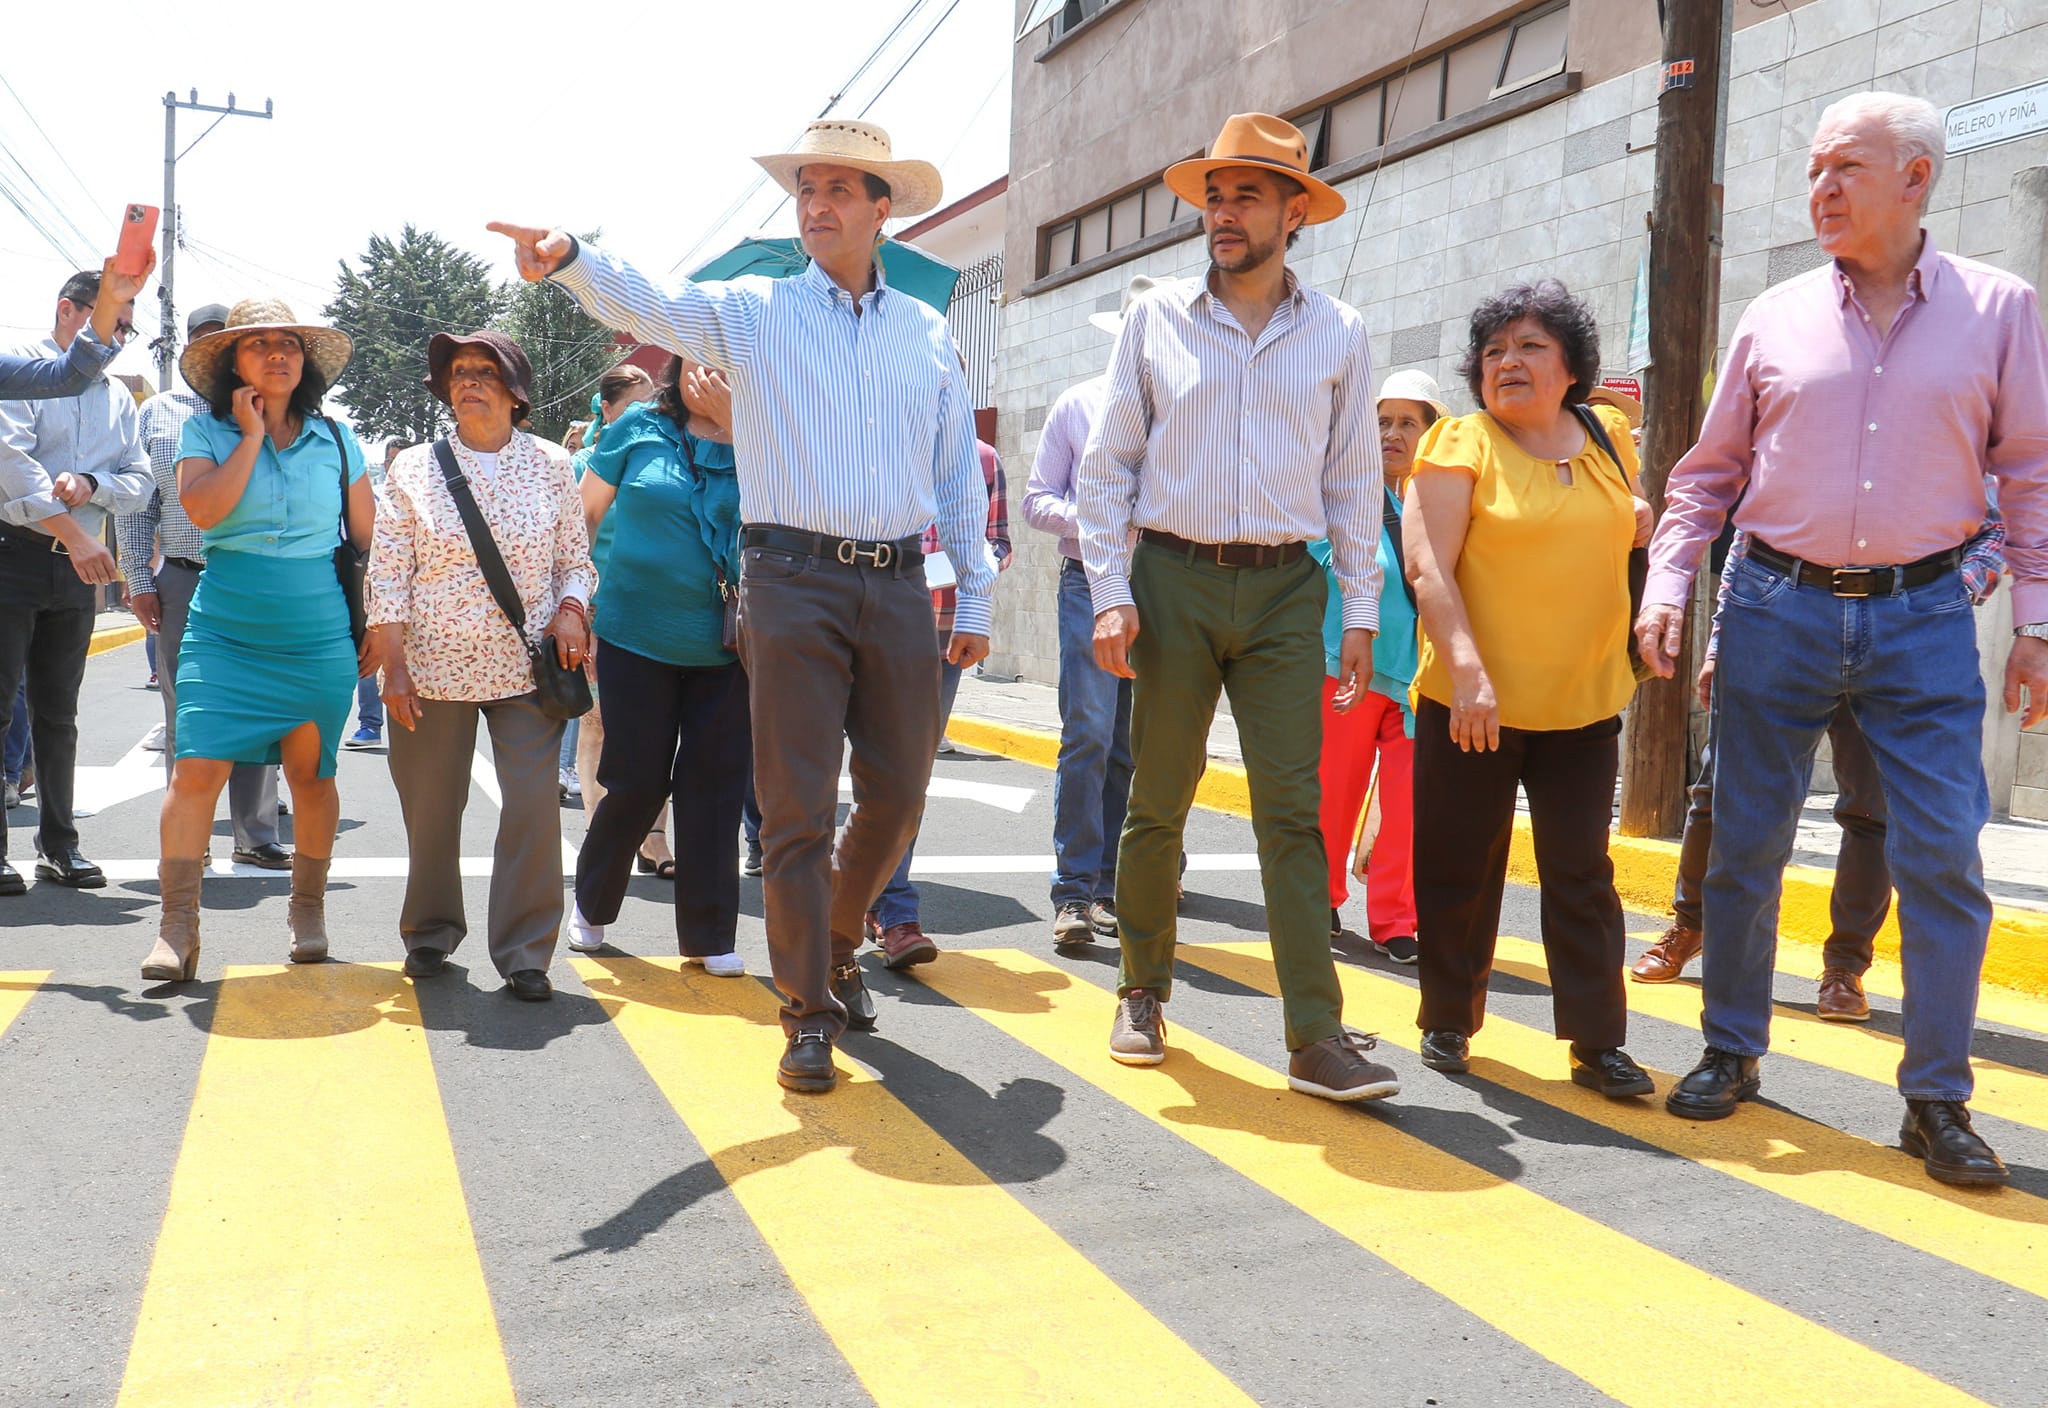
[174,411,367,776]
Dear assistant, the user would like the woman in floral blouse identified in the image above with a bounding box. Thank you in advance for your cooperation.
[368,331,594,1001]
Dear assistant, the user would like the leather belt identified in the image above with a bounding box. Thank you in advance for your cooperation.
[162,555,205,574]
[1140,528,1307,569]
[742,524,924,571]
[0,521,67,555]
[1746,537,1961,598]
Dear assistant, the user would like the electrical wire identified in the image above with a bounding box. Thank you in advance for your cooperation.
[0,67,109,216]
[1331,0,1437,304]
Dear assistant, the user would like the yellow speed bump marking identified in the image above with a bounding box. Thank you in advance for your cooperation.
[574,955,1252,1408]
[1182,942,2048,1301]
[0,971,51,1038]
[1503,937,2048,1135]
[923,949,1986,1408]
[117,964,516,1408]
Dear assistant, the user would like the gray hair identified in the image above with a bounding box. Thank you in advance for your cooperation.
[1815,91,1946,207]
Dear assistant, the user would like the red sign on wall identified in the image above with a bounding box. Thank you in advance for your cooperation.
[1600,376,1643,402]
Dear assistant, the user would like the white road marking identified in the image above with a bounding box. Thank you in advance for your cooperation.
[839,774,1034,813]
[70,738,167,818]
[89,854,1265,882]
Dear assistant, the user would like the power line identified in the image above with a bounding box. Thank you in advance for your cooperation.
[0,67,108,216]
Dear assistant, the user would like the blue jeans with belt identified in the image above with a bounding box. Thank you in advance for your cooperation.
[1702,550,1991,1100]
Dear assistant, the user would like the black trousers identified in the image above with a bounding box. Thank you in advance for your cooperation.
[1413,698,1629,1050]
[0,536,96,859]
[575,638,750,957]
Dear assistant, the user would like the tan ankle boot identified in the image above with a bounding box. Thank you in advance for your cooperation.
[287,854,330,963]
[142,859,204,982]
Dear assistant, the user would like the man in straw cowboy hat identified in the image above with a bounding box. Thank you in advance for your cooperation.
[1078,112,1401,1101]
[491,118,995,1095]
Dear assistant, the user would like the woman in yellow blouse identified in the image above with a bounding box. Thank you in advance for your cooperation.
[1404,280,1655,1098]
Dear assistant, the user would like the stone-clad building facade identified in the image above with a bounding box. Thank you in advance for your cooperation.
[990,0,2048,817]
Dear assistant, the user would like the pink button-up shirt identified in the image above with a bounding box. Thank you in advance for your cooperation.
[1646,236,2048,624]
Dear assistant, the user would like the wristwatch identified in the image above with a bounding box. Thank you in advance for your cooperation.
[2018,622,2048,641]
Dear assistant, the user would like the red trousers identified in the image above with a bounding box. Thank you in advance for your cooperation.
[1317,679,1416,940]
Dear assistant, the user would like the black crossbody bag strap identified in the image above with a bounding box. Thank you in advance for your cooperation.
[432,438,529,644]
[1381,485,1416,610]
[1570,403,1655,683]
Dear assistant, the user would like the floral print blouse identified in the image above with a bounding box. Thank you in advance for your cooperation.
[368,432,596,702]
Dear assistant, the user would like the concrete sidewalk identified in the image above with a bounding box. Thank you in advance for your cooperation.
[955,672,2048,915]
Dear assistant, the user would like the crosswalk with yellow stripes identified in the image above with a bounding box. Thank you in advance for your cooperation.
[4,938,2047,1407]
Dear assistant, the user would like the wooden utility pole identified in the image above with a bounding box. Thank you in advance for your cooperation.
[1620,0,1732,838]
[155,91,272,392]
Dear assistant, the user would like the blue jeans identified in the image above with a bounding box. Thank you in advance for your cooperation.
[872,654,964,929]
[1703,552,1991,1100]
[3,681,27,783]
[355,674,383,733]
[1050,560,1132,906]
[559,714,580,771]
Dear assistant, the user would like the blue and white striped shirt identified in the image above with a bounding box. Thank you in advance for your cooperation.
[552,243,996,636]
[1076,270,1384,631]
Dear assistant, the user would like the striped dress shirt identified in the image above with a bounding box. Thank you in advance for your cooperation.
[1076,270,1384,631]
[552,243,998,636]
[118,390,212,595]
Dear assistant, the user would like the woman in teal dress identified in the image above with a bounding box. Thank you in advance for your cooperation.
[140,299,373,983]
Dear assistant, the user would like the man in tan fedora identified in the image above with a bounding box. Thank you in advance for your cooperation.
[491,119,995,1095]
[1077,112,1400,1101]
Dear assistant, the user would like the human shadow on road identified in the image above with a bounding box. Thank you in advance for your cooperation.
[1777,999,2048,1080]
[1064,943,1270,1001]
[916,881,1038,937]
[871,949,1071,1015]
[6,886,155,930]
[411,967,614,1052]
[1174,890,1270,934]
[0,976,176,1022]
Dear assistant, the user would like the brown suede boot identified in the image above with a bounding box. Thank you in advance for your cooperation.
[141,858,204,982]
[287,854,331,964]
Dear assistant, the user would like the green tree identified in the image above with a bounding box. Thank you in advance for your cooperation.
[324,225,503,443]
[496,241,624,443]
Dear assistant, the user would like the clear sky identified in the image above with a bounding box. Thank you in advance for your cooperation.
[0,0,1012,387]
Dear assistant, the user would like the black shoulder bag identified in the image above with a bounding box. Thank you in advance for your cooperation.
[1570,403,1655,683]
[431,438,593,720]
[323,416,369,652]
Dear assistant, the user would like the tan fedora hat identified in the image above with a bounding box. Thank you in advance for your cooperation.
[1088,273,1162,337]
[180,297,353,405]
[1164,113,1346,225]
[754,119,943,220]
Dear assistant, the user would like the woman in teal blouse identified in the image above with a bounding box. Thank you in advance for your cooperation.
[565,356,750,973]
[140,300,373,983]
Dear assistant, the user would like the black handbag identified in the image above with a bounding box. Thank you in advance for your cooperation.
[322,417,369,653]
[431,438,593,720]
[1571,403,1656,684]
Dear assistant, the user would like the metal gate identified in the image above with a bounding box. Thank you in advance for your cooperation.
[947,253,1003,410]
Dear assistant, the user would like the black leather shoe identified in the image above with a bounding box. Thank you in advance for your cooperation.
[1419,1030,1470,1074]
[832,959,877,1031]
[1901,1100,2008,1187]
[232,842,293,870]
[505,969,553,1002]
[33,846,105,888]
[778,1030,837,1093]
[1570,1046,1656,1099]
[0,859,22,897]
[1665,1047,1761,1120]
[403,946,448,978]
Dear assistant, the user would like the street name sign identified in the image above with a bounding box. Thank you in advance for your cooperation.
[1946,81,2048,156]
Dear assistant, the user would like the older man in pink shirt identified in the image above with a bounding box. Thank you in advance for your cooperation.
[1636,91,2048,1188]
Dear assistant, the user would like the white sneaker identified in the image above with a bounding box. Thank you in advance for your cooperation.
[691,951,747,978]
[565,904,605,953]
[559,766,582,798]
[141,723,167,752]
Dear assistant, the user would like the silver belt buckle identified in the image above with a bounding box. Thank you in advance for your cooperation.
[840,540,893,569]
[1829,566,1885,597]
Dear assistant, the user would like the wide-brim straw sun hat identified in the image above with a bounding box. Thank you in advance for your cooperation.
[1089,273,1163,337]
[754,119,943,220]
[179,298,353,404]
[1164,113,1347,225]
[1585,383,1644,428]
[1377,368,1452,420]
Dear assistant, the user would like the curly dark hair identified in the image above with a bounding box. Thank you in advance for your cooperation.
[206,331,328,424]
[1455,279,1601,409]
[653,355,690,428]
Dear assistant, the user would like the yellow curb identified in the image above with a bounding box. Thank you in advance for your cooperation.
[946,713,2048,1000]
[88,623,145,657]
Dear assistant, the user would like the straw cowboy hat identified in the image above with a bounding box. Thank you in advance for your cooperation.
[180,297,353,404]
[1089,273,1162,337]
[1164,113,1347,225]
[1585,383,1644,428]
[1377,369,1452,420]
[754,119,943,220]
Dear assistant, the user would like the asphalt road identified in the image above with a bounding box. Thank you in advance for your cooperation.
[4,643,2047,1408]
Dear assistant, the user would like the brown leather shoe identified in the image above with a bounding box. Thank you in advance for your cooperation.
[1816,968,1870,1022]
[1630,923,1702,983]
[877,920,938,969]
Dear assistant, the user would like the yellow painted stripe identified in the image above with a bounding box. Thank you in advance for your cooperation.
[117,965,516,1408]
[0,971,51,1037]
[1182,942,2048,1302]
[574,955,1252,1407]
[922,949,1985,1408]
[88,622,146,656]
[1498,936,2048,1135]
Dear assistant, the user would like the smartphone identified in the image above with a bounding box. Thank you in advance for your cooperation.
[114,204,160,276]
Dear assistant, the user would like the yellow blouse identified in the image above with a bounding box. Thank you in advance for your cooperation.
[1411,405,1640,732]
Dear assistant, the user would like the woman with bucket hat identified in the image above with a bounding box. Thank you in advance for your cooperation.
[140,299,373,982]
